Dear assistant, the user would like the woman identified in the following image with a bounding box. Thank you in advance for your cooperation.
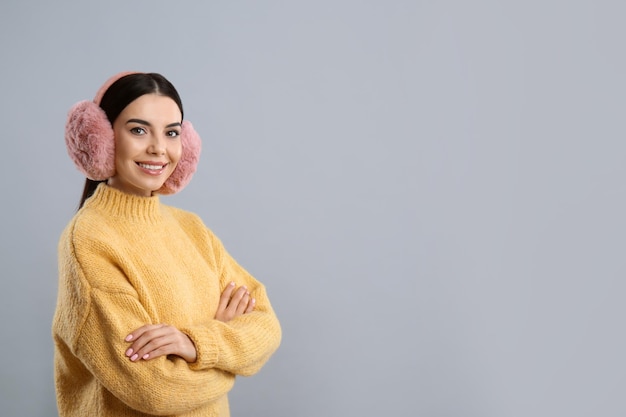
[52,72,281,417]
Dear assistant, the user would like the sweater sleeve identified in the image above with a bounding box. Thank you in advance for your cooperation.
[60,236,235,416]
[181,229,282,376]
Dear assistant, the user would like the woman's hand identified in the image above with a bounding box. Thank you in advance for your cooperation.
[214,281,256,322]
[124,324,197,363]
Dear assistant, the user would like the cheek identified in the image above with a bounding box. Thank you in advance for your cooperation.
[113,137,128,164]
[170,141,183,164]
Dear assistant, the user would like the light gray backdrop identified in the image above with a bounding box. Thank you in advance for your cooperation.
[1,1,624,416]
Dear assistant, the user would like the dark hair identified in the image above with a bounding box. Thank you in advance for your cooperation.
[78,73,184,209]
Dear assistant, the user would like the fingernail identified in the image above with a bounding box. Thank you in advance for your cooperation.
[251,298,256,304]
[131,354,138,361]
[229,281,235,287]
[125,334,133,342]
[125,348,133,357]
[143,354,150,360]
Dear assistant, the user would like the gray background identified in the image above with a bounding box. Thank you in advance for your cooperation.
[1,1,624,416]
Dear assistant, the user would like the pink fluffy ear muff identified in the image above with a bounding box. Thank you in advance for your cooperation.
[65,71,202,194]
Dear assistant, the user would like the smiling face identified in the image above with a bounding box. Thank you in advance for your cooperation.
[107,94,183,197]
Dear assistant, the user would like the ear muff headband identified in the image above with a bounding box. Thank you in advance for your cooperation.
[64,71,201,194]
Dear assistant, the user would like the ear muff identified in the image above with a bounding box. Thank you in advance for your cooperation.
[65,100,116,180]
[64,71,202,194]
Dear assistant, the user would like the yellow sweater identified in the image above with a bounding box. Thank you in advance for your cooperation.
[52,184,281,417]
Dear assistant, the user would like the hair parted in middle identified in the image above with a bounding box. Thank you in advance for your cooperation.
[65,71,202,195]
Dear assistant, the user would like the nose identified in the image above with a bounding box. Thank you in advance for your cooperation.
[148,135,166,155]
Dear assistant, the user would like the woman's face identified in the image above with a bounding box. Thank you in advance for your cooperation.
[108,94,183,197]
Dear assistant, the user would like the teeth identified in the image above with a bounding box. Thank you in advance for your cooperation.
[138,163,164,170]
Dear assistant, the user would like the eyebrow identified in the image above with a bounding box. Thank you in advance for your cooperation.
[126,118,182,128]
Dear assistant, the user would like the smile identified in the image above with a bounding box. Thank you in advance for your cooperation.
[136,162,168,175]
[137,162,166,170]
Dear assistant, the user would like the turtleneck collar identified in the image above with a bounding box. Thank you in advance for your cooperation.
[83,183,163,223]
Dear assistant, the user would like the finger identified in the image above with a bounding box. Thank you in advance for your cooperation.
[130,326,185,361]
[131,334,174,361]
[218,282,236,311]
[235,292,251,315]
[136,329,197,363]
[245,297,256,314]
[214,282,237,322]
[125,323,162,343]
[125,324,162,359]
[226,286,248,313]
[125,324,168,358]
[140,343,177,361]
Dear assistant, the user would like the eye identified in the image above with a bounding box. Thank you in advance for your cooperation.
[130,127,147,135]
[166,130,181,138]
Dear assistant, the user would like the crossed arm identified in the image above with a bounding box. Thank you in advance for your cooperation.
[124,282,255,363]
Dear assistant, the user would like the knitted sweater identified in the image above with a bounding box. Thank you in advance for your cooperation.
[52,184,281,417]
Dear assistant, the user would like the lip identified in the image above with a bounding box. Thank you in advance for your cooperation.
[135,161,169,175]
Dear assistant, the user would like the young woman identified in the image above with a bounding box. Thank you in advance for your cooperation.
[52,72,281,417]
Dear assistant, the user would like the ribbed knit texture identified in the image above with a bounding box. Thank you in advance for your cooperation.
[52,183,281,417]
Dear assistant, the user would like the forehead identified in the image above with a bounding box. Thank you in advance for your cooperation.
[118,94,182,122]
